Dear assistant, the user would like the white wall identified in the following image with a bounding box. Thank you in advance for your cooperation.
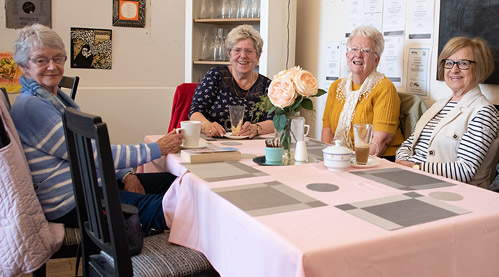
[0,0,185,144]
[295,0,499,140]
[2,0,498,143]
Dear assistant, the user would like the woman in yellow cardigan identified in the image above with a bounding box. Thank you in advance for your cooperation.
[321,25,404,161]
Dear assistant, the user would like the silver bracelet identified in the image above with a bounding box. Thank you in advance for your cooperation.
[121,171,135,182]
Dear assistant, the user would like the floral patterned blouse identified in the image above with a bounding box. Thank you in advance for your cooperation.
[189,66,273,129]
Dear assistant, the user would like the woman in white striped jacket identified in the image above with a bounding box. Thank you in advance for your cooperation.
[396,37,498,184]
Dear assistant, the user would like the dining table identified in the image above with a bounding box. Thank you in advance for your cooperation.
[138,134,499,277]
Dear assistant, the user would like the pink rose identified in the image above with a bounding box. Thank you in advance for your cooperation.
[268,78,297,109]
[273,66,302,80]
[294,69,318,96]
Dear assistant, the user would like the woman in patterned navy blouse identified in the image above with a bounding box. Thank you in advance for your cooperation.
[189,25,275,138]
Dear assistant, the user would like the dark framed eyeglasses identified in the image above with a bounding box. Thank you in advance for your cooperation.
[29,55,67,66]
[442,59,475,70]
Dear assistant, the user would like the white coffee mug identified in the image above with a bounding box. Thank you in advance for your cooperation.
[176,121,201,147]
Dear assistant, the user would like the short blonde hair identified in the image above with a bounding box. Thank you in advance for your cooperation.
[225,25,263,57]
[437,37,494,84]
[347,25,384,57]
[14,23,66,68]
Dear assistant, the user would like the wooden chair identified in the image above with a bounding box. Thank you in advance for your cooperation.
[168,83,198,132]
[62,107,218,276]
[59,76,80,100]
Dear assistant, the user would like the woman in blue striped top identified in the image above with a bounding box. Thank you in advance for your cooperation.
[10,24,183,231]
[396,37,498,185]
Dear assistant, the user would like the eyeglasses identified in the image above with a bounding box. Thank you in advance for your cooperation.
[29,55,67,66]
[347,46,375,55]
[231,48,257,56]
[442,59,475,70]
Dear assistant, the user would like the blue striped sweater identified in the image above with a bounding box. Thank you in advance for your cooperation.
[10,90,161,220]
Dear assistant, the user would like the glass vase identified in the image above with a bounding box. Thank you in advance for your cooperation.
[277,118,292,162]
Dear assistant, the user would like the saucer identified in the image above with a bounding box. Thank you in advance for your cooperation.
[350,158,380,168]
[224,132,249,139]
[181,141,208,149]
[252,156,282,166]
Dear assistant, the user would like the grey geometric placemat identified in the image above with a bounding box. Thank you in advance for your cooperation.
[182,161,268,182]
[304,138,331,161]
[220,141,242,146]
[336,192,470,230]
[350,168,456,190]
[336,192,470,231]
[212,181,327,216]
[306,183,339,192]
[429,191,464,201]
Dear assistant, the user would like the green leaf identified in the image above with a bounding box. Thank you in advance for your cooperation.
[300,98,313,110]
[273,114,287,131]
[314,88,327,97]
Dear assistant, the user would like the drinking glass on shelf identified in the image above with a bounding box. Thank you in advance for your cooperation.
[238,0,248,18]
[228,0,237,18]
[221,0,229,18]
[200,0,210,18]
[208,0,217,18]
[249,0,258,18]
[201,29,212,60]
[212,27,225,61]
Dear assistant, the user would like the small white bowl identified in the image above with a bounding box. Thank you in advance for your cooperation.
[322,140,353,172]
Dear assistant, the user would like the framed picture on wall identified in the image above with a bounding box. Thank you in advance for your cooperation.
[70,28,112,70]
[113,0,145,28]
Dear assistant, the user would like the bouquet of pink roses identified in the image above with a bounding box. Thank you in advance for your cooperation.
[267,66,326,149]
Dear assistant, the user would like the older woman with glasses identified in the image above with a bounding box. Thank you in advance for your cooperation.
[10,24,183,232]
[189,24,274,138]
[396,37,498,184]
[321,25,404,161]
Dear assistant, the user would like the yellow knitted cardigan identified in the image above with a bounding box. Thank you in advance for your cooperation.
[322,76,404,156]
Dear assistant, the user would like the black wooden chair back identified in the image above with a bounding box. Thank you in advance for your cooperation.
[59,76,79,100]
[63,107,133,276]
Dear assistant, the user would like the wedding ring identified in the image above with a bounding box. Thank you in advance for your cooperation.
[209,130,212,134]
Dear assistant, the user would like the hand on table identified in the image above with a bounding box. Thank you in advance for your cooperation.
[202,121,226,137]
[123,174,145,194]
[394,160,415,168]
[157,129,183,155]
[237,121,257,138]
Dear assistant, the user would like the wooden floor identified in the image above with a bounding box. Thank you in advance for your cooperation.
[22,257,82,277]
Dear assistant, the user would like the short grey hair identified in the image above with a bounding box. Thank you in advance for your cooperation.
[347,25,384,57]
[225,25,263,57]
[14,23,66,68]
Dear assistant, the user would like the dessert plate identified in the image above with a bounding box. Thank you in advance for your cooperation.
[224,132,249,139]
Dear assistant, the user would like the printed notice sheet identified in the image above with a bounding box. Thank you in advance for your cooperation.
[383,0,407,36]
[407,0,434,39]
[406,47,431,96]
[325,41,341,85]
[378,35,404,88]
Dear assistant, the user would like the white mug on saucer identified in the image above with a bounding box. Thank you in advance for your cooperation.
[176,121,201,147]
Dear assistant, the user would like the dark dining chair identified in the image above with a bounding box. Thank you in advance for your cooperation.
[58,76,80,100]
[62,107,218,276]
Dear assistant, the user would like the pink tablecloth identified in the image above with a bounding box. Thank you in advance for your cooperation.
[142,135,499,277]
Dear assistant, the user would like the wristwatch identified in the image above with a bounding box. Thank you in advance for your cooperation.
[412,163,421,170]
[256,123,263,135]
